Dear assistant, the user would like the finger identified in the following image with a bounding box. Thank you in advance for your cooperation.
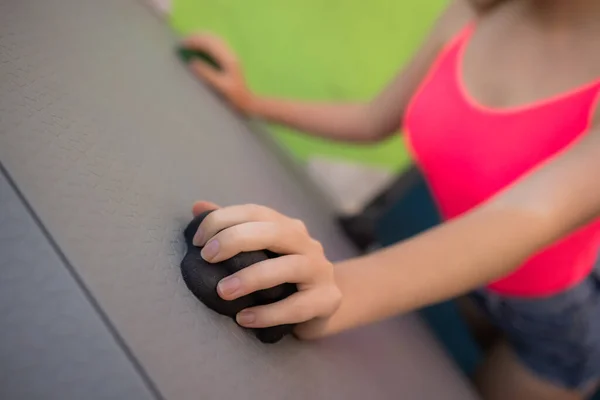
[236,290,329,328]
[181,34,239,71]
[190,61,223,87]
[200,221,310,262]
[217,255,312,300]
[192,201,220,217]
[182,33,228,55]
[194,204,286,246]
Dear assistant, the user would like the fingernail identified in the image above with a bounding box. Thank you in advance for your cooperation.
[237,311,255,326]
[217,276,241,297]
[201,240,219,260]
[192,228,204,246]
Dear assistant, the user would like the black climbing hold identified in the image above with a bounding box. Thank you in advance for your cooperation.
[180,210,297,343]
[176,47,223,71]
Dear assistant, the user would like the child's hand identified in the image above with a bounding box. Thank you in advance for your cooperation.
[191,201,342,333]
[181,34,253,111]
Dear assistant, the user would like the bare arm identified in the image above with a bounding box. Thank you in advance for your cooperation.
[296,121,600,338]
[246,1,477,142]
[185,1,477,143]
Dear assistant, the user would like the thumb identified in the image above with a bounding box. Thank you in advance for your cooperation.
[190,61,223,88]
[192,201,220,217]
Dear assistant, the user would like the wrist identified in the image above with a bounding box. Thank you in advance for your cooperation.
[237,92,263,117]
[293,285,345,340]
[293,315,334,340]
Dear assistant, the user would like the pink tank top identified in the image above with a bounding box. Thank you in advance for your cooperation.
[404,24,600,297]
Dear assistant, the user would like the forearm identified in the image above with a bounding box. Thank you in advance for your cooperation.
[244,95,394,143]
[297,201,561,339]
[312,123,600,339]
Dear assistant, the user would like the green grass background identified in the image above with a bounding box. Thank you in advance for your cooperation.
[170,0,446,173]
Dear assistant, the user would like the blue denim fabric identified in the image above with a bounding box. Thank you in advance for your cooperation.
[470,265,600,390]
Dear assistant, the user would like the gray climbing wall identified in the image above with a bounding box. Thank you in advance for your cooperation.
[0,167,158,400]
[0,0,478,399]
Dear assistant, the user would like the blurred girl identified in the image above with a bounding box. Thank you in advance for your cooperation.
[183,1,600,398]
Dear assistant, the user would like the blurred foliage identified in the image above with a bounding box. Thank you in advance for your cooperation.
[171,0,446,172]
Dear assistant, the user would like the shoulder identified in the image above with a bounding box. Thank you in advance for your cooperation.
[591,70,600,127]
[588,57,600,127]
[432,0,504,46]
[433,1,477,42]
[592,91,600,128]
[585,29,600,126]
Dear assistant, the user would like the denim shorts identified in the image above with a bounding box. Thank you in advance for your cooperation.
[469,264,600,390]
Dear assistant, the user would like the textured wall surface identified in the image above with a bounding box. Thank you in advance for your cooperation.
[0,168,158,400]
[0,1,477,399]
